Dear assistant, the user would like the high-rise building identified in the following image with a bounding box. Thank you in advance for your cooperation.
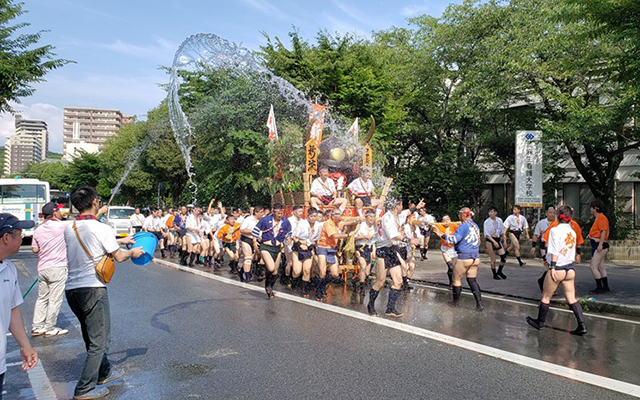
[62,107,129,160]
[3,115,48,176]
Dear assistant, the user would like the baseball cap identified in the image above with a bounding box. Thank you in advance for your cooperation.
[0,213,35,236]
[42,202,59,217]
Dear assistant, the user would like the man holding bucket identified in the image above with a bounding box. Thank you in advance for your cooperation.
[64,186,145,399]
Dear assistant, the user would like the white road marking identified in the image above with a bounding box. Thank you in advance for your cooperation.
[155,258,640,398]
[5,360,56,399]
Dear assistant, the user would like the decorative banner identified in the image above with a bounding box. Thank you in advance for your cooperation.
[266,104,278,140]
[348,117,359,137]
[362,144,372,171]
[308,104,326,146]
[515,130,543,207]
[305,139,319,175]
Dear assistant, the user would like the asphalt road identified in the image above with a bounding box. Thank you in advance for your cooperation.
[3,249,638,399]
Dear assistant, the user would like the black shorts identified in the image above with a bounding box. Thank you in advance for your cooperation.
[296,248,313,261]
[510,230,522,240]
[357,244,373,263]
[485,237,503,251]
[590,239,610,257]
[376,245,401,269]
[319,195,334,205]
[260,243,281,261]
[240,235,254,246]
[356,196,372,207]
[223,242,237,252]
[538,239,547,251]
[397,246,408,261]
[554,264,575,271]
[133,226,142,233]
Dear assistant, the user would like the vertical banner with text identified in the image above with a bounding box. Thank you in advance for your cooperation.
[515,130,543,207]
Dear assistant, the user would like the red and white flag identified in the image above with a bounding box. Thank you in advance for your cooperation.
[266,104,278,140]
[348,117,359,137]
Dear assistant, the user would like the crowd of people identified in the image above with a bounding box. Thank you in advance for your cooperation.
[0,176,612,399]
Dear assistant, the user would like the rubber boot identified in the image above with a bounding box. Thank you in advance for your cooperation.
[238,264,245,282]
[385,289,404,317]
[180,252,188,266]
[302,280,311,297]
[492,268,501,280]
[402,277,413,291]
[188,253,196,267]
[161,249,166,258]
[569,302,587,335]
[590,278,603,294]
[451,286,462,307]
[367,289,379,316]
[359,281,366,296]
[265,271,275,299]
[497,265,507,280]
[517,256,525,267]
[467,277,483,311]
[602,277,610,293]
[244,271,252,283]
[446,261,454,288]
[316,276,325,300]
[420,247,427,261]
[526,302,550,330]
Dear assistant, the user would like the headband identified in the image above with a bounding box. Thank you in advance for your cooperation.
[558,214,572,223]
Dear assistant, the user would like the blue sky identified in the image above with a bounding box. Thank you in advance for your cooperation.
[1,0,461,152]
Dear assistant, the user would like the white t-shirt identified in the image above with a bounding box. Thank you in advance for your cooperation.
[1,259,23,375]
[348,178,374,196]
[309,221,324,243]
[547,223,577,267]
[483,217,505,237]
[65,219,120,290]
[504,214,529,231]
[356,222,377,246]
[376,212,402,248]
[310,178,336,197]
[240,216,259,234]
[143,215,155,230]
[534,218,553,237]
[130,213,145,227]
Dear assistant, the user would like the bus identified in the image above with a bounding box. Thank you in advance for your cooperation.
[0,178,50,237]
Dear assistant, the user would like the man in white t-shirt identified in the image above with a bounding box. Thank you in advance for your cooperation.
[64,186,144,400]
[0,214,39,397]
[129,208,145,233]
[309,167,348,212]
[347,171,383,216]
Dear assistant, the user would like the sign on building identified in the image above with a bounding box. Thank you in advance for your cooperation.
[515,130,543,207]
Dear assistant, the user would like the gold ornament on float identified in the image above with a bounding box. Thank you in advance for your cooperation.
[330,148,346,162]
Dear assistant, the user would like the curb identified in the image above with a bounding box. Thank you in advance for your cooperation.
[152,257,640,318]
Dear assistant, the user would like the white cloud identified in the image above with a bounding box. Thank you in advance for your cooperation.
[0,103,64,152]
[323,13,371,38]
[239,0,290,20]
[400,2,446,17]
[98,37,178,62]
[332,0,374,27]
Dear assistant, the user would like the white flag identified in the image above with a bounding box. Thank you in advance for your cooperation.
[348,117,359,137]
[267,104,278,140]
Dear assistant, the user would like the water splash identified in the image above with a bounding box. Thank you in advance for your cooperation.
[108,140,150,206]
[168,33,350,203]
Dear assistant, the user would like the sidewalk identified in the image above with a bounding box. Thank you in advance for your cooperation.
[411,252,640,317]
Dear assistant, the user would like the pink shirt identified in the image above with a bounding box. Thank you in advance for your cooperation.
[32,219,71,271]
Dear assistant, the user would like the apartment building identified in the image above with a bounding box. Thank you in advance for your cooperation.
[3,116,48,175]
[62,107,129,160]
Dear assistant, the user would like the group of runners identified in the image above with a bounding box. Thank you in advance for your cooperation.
[131,168,611,336]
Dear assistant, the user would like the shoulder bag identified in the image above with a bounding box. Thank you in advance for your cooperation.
[73,221,115,284]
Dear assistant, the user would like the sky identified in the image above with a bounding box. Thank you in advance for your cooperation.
[0,0,461,153]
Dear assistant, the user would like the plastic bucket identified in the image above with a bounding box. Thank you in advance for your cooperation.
[128,232,158,266]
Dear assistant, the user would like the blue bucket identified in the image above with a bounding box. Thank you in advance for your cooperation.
[128,232,158,266]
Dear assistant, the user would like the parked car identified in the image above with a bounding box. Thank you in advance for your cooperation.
[105,206,135,237]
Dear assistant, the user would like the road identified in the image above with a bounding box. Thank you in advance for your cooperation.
[4,248,639,399]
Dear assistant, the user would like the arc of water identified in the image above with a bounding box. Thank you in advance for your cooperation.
[168,33,349,204]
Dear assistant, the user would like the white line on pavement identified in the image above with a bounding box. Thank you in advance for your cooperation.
[5,359,56,400]
[154,258,640,398]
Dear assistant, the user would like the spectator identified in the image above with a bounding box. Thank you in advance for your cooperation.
[64,186,144,399]
[31,202,70,337]
[0,213,39,398]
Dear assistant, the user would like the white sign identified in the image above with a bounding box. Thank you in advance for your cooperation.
[515,130,543,207]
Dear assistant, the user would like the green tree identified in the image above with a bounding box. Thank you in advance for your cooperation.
[0,0,71,112]
[21,160,68,190]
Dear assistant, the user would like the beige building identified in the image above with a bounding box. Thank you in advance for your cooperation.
[3,116,48,175]
[62,107,129,160]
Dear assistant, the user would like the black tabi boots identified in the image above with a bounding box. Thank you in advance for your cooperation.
[526,302,550,330]
[466,277,483,311]
[385,289,404,317]
[451,286,462,307]
[446,261,454,288]
[497,264,507,280]
[367,289,379,316]
[569,302,587,335]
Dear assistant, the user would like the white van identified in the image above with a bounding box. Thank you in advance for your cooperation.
[105,206,135,237]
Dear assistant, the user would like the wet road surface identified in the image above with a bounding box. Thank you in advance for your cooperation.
[4,249,639,399]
